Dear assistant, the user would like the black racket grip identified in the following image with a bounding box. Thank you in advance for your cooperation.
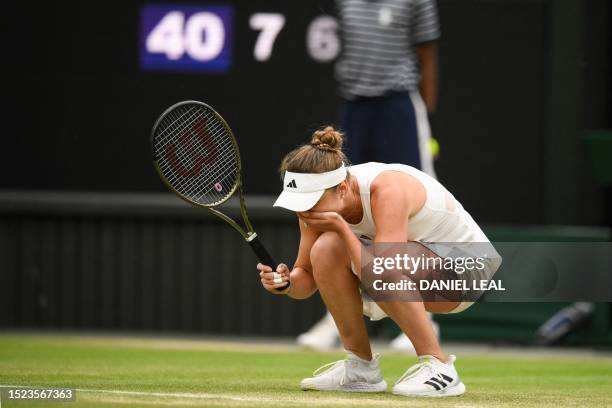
[248,235,290,292]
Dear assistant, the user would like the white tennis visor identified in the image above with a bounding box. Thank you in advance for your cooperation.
[273,164,347,212]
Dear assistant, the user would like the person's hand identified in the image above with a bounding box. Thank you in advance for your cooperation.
[258,263,291,294]
[299,211,346,233]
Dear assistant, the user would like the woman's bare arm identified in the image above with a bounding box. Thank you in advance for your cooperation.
[336,171,420,277]
[259,215,319,299]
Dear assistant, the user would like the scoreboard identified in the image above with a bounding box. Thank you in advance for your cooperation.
[133,2,343,197]
[140,4,340,71]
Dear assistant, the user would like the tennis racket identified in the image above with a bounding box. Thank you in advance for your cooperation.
[150,100,288,291]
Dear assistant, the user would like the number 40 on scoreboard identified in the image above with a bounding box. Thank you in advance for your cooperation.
[140,4,340,73]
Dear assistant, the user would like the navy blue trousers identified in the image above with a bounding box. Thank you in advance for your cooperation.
[340,92,421,169]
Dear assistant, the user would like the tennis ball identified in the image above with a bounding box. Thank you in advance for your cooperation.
[429,137,440,158]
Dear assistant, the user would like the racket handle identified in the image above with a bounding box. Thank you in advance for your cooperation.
[248,235,290,292]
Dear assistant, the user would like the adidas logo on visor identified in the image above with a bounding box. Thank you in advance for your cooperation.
[286,179,297,188]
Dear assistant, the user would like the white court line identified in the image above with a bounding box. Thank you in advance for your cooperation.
[78,388,250,402]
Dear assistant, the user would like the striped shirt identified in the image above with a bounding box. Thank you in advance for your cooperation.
[335,0,440,99]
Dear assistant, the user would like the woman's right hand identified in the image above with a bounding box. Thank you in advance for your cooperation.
[258,263,291,294]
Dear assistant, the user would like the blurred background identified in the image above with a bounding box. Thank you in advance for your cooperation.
[1,0,611,347]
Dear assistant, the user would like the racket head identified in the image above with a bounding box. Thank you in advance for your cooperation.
[151,101,242,207]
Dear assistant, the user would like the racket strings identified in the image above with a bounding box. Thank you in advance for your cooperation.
[156,108,209,178]
[156,107,216,164]
[163,126,236,203]
[194,146,238,200]
[158,119,229,188]
[177,143,236,204]
[163,134,236,205]
[164,130,236,202]
[153,104,239,206]
[155,108,204,176]
[155,106,200,145]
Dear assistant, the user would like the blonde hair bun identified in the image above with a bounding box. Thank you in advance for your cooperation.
[311,126,344,151]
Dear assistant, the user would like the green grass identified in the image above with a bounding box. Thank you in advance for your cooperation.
[1,334,611,407]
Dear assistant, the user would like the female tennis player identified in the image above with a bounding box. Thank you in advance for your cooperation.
[258,126,501,397]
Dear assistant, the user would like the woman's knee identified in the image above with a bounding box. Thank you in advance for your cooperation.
[310,232,350,279]
[310,232,346,264]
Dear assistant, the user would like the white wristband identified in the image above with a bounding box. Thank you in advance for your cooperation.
[273,272,283,284]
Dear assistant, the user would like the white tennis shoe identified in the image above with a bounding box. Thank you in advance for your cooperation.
[300,352,387,392]
[392,354,465,397]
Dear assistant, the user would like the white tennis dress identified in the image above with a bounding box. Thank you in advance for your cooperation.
[345,162,501,319]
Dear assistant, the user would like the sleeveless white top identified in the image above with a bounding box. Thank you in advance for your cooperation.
[347,162,490,244]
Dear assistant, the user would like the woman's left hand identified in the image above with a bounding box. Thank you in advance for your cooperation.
[299,211,346,233]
